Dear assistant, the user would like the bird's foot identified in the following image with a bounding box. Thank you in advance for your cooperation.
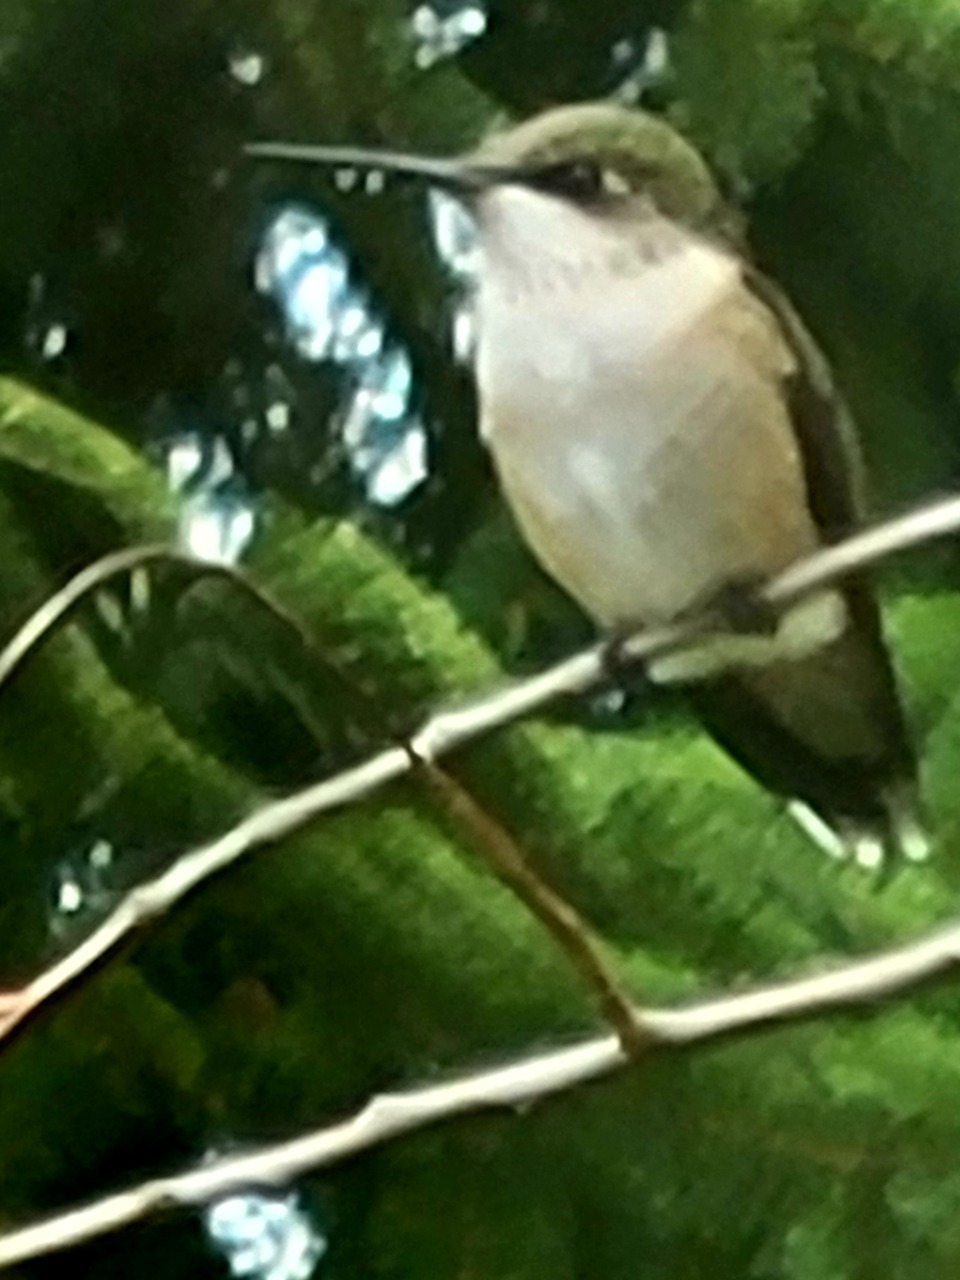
[689,574,780,636]
[602,576,782,686]
[601,624,651,680]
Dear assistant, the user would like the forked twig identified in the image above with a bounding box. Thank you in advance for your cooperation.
[0,535,650,1048]
[1,493,960,1049]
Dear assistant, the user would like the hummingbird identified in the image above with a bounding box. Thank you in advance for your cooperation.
[247,102,926,866]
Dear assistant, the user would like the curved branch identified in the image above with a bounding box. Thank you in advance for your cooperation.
[0,544,178,689]
[2,909,960,1271]
[0,543,343,694]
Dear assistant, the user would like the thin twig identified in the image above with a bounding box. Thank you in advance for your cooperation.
[0,493,959,1046]
[416,760,648,1055]
[0,538,650,1053]
[0,544,178,689]
[3,910,960,1271]
[0,543,346,694]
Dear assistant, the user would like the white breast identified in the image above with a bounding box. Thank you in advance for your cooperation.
[476,187,737,404]
[473,185,823,638]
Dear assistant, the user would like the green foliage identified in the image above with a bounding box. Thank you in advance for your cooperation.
[4,2,960,1278]
[2,373,960,1279]
[671,0,824,187]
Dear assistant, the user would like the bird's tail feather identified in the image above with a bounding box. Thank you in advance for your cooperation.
[788,782,929,871]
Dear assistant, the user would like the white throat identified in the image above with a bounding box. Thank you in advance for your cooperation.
[474,184,658,299]
[472,184,738,433]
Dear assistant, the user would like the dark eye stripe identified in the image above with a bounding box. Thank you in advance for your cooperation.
[525,159,606,202]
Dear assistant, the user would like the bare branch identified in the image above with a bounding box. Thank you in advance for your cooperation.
[3,911,960,1271]
[0,544,178,689]
[417,761,647,1054]
[0,543,349,694]
[0,538,648,1050]
[1,492,959,1046]
[760,495,960,611]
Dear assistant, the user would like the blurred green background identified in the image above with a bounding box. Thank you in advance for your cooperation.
[3,1,960,1277]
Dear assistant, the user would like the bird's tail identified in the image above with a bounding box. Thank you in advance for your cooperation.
[684,618,924,873]
[788,780,930,872]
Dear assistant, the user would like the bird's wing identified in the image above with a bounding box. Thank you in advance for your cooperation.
[740,265,867,539]
[684,263,917,833]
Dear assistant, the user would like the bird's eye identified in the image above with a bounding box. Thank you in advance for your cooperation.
[528,159,611,202]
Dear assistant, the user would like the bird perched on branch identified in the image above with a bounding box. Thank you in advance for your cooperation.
[248,102,926,867]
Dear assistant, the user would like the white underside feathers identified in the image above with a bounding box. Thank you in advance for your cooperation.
[648,590,848,684]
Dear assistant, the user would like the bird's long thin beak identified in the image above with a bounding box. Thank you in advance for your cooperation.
[244,140,514,193]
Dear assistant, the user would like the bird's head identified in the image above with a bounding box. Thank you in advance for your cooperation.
[247,102,724,232]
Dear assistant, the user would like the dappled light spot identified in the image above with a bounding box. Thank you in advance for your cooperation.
[255,203,430,506]
[205,1191,327,1280]
[410,0,488,70]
